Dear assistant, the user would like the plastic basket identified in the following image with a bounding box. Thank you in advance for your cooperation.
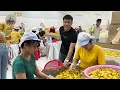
[44,60,64,70]
[83,65,120,79]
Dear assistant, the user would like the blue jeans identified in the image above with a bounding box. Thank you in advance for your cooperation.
[0,43,9,79]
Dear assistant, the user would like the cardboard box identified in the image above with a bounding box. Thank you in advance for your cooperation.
[97,42,120,50]
[108,24,118,35]
[107,36,114,43]
[111,11,120,24]
[107,24,120,43]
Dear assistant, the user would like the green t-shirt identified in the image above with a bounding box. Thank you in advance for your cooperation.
[12,55,36,79]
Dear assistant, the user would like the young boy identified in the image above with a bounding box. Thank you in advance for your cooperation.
[12,31,54,79]
[38,31,46,57]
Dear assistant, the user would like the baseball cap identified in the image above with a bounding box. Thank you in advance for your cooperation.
[38,26,43,31]
[19,31,40,47]
[14,25,20,29]
[78,32,95,46]
[32,27,37,31]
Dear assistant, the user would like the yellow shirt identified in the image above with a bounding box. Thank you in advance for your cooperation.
[4,24,14,36]
[74,45,106,68]
[9,31,21,44]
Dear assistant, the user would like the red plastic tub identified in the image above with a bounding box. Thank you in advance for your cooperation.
[44,60,64,70]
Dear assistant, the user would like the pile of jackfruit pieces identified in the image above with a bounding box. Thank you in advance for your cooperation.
[105,51,120,58]
[56,69,86,79]
[88,68,120,79]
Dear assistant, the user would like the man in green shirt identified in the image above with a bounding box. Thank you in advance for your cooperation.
[12,31,54,79]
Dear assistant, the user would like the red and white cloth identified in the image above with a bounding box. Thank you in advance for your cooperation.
[34,48,40,61]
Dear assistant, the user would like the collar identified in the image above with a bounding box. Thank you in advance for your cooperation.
[95,25,100,28]
[63,27,72,32]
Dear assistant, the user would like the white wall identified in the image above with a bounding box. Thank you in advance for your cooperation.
[66,11,112,31]
[23,17,62,29]
[0,11,112,32]
[22,11,63,29]
[22,11,112,32]
[0,11,23,25]
[22,11,62,19]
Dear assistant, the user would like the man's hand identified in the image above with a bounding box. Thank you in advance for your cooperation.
[47,75,56,79]
[64,59,69,67]
[69,63,76,71]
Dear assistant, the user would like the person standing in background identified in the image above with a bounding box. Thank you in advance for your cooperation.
[32,27,40,60]
[77,26,82,34]
[19,23,25,36]
[40,23,45,31]
[39,31,46,57]
[3,15,16,37]
[0,31,9,79]
[9,25,21,44]
[32,27,38,34]
[9,25,21,61]
[20,23,25,31]
[89,19,102,43]
[35,27,47,57]
[59,15,77,66]
[38,26,43,33]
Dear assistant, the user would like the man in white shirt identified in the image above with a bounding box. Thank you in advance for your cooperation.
[90,19,102,43]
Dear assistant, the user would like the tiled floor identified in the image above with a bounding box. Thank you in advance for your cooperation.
[7,57,49,79]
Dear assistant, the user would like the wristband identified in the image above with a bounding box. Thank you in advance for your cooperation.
[65,59,69,62]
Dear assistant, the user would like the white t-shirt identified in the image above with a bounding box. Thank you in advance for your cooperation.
[92,25,102,39]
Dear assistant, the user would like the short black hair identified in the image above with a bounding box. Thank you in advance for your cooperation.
[39,31,45,37]
[14,29,19,31]
[32,31,36,33]
[63,15,73,21]
[96,19,102,22]
[21,40,40,49]
[89,39,93,43]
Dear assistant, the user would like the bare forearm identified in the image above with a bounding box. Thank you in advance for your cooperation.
[66,43,76,61]
[35,67,49,79]
[72,58,78,65]
[35,71,49,79]
[66,49,74,61]
[16,73,27,79]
